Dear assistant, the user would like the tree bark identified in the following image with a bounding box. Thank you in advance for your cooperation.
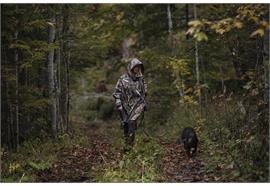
[185,4,189,40]
[48,11,57,137]
[219,66,225,94]
[55,12,62,134]
[228,38,242,79]
[167,4,175,56]
[265,4,270,134]
[62,5,70,133]
[66,43,70,133]
[167,4,173,38]
[10,103,15,150]
[14,30,19,148]
[3,48,13,150]
[56,47,61,134]
[194,4,201,106]
[268,8,270,176]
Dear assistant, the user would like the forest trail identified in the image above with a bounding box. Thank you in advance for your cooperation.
[3,4,268,182]
[35,123,120,182]
[34,120,218,182]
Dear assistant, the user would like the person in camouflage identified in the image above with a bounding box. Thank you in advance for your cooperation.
[112,58,147,150]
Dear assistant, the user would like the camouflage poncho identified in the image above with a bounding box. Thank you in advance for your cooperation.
[112,58,147,122]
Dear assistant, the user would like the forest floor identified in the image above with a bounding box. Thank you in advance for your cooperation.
[1,95,260,182]
[32,118,225,182]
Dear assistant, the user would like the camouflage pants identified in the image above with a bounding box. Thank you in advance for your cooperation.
[123,120,137,148]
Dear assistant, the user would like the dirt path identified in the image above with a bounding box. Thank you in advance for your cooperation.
[35,122,219,182]
[160,140,217,182]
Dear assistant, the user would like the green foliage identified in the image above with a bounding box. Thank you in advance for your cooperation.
[2,130,89,182]
[201,98,269,182]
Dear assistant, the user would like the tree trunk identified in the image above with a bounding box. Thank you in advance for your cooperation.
[254,36,264,82]
[167,4,175,56]
[4,51,13,151]
[62,5,70,133]
[194,4,201,107]
[48,11,57,137]
[185,4,189,40]
[14,30,19,148]
[66,44,70,133]
[55,12,62,134]
[228,37,242,79]
[56,47,61,134]
[219,66,225,94]
[167,4,173,38]
[10,103,15,150]
[268,8,270,171]
[265,4,270,129]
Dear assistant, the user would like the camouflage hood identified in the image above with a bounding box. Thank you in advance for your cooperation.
[127,58,144,80]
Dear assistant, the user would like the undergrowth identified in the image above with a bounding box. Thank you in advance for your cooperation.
[1,131,88,182]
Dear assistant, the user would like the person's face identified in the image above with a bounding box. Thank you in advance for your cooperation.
[133,66,141,74]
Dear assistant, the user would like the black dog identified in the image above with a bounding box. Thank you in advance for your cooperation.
[180,127,198,157]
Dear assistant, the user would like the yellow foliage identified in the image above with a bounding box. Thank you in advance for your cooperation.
[9,163,21,174]
[233,20,243,29]
[188,20,203,27]
[250,29,265,37]
[168,57,190,76]
[182,95,198,105]
[194,32,208,41]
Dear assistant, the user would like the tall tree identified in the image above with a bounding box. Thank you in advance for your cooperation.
[62,5,70,133]
[14,29,19,148]
[48,8,57,137]
[167,4,174,56]
[194,4,201,106]
[55,8,62,134]
[185,4,189,40]
[167,4,173,39]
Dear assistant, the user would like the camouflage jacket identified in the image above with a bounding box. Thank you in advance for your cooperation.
[112,58,147,122]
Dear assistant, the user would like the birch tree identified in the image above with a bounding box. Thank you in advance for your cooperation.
[167,4,173,39]
[167,4,174,56]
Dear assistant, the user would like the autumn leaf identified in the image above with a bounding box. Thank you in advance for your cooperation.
[234,20,243,29]
[250,28,264,37]
[188,20,202,27]
[260,20,268,27]
[195,32,208,41]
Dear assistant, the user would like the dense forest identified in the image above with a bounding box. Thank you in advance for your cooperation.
[1,4,269,182]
